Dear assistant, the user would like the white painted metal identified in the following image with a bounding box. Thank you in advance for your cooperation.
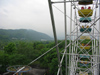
[48,0,100,75]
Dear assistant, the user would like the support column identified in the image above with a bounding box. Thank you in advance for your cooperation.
[64,0,67,75]
[48,0,62,75]
[99,0,100,74]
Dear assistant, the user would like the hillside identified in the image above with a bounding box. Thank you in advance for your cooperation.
[0,29,53,41]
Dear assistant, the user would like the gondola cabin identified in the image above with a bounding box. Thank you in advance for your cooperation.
[80,60,88,64]
[80,26,92,33]
[80,17,91,22]
[78,0,93,5]
[79,55,90,59]
[80,36,90,39]
[78,7,93,17]
[80,42,91,49]
[80,45,90,49]
[80,36,91,50]
[79,63,89,66]
[79,71,88,75]
[80,28,92,33]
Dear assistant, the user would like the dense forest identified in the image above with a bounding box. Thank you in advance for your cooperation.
[0,40,69,75]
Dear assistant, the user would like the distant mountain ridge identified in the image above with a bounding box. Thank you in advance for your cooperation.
[0,29,53,41]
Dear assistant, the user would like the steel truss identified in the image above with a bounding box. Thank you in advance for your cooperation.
[48,0,100,75]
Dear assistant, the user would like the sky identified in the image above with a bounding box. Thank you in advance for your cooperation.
[0,0,68,39]
[1,0,98,39]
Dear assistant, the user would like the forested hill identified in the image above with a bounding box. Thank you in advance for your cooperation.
[0,29,53,41]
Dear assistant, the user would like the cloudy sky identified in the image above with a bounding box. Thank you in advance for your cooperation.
[0,0,69,39]
[0,0,99,39]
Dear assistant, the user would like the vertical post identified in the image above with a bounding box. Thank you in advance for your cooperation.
[64,0,67,75]
[48,0,62,75]
[94,1,98,74]
[92,32,93,74]
[70,2,73,75]
[73,5,77,75]
[99,0,100,74]
[95,3,99,74]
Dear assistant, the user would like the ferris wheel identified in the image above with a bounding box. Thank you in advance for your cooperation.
[48,0,100,75]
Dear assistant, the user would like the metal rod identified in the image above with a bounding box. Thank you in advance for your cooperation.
[70,2,74,75]
[99,1,100,74]
[75,8,78,75]
[48,0,62,75]
[52,1,78,4]
[64,0,67,75]
[62,53,100,57]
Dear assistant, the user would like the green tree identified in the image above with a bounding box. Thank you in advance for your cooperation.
[0,53,9,73]
[9,54,29,65]
[49,58,58,75]
[4,43,17,54]
[36,44,45,50]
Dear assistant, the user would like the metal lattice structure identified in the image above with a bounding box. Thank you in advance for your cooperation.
[48,0,100,75]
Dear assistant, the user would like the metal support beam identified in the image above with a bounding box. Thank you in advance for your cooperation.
[48,0,62,75]
[64,0,67,75]
[52,1,78,4]
[99,1,100,74]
